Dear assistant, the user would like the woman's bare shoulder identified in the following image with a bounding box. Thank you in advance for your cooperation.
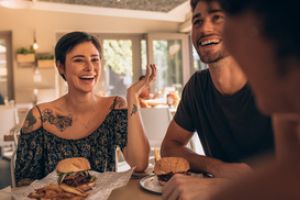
[107,96,127,110]
[21,100,60,134]
[21,104,44,134]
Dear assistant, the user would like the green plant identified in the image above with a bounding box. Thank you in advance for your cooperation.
[16,47,35,54]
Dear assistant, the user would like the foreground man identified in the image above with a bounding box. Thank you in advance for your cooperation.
[211,0,300,200]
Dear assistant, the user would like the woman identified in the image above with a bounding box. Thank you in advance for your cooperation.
[15,31,156,186]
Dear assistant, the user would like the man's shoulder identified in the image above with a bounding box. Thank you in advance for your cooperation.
[185,69,210,90]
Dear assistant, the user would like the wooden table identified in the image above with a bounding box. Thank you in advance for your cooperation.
[0,178,161,200]
[108,178,160,200]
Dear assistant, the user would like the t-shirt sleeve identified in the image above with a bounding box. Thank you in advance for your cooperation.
[113,109,128,151]
[174,74,197,133]
[15,130,45,186]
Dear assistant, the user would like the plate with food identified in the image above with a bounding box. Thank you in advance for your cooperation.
[139,157,190,194]
[12,157,134,200]
[27,157,97,200]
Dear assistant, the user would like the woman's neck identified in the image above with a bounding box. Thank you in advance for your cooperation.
[64,92,98,114]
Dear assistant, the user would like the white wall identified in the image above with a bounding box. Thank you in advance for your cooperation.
[0,7,180,103]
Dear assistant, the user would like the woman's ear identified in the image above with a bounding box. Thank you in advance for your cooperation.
[56,61,65,77]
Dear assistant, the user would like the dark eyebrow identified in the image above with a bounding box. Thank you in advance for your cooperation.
[71,54,99,59]
[208,9,224,14]
[71,55,84,59]
[192,13,201,21]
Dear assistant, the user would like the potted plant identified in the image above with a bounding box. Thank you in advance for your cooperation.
[37,54,55,68]
[16,47,35,63]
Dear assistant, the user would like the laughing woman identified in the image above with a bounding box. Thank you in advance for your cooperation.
[15,32,156,187]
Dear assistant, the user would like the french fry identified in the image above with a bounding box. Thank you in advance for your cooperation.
[28,183,89,200]
[60,184,88,197]
[154,147,161,162]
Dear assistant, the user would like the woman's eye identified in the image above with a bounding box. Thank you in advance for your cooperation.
[92,58,100,62]
[73,59,84,63]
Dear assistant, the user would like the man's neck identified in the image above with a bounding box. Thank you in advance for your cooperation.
[208,56,247,95]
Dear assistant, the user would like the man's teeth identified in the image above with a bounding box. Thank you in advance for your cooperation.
[80,75,94,79]
[200,40,219,46]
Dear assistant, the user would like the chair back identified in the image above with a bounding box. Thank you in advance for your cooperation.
[10,149,17,188]
[140,107,172,148]
[0,105,18,146]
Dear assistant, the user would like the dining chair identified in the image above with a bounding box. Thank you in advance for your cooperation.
[140,107,173,149]
[10,149,17,188]
[140,107,204,155]
[0,105,19,156]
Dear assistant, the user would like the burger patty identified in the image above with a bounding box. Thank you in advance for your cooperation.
[63,174,92,187]
[157,172,188,182]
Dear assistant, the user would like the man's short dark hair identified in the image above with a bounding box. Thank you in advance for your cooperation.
[190,0,221,11]
[55,31,102,81]
[220,0,300,72]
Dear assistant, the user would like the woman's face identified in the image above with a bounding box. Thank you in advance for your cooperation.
[223,12,295,114]
[60,41,101,93]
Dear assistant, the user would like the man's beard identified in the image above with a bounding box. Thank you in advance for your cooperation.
[197,46,229,64]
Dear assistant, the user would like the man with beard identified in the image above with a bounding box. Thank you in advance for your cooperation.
[160,0,274,193]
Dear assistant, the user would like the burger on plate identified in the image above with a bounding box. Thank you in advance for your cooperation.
[56,157,96,192]
[154,157,190,185]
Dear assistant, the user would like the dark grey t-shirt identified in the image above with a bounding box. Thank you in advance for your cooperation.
[174,69,274,163]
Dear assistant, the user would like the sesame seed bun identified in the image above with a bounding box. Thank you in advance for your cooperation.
[56,157,91,173]
[154,157,190,175]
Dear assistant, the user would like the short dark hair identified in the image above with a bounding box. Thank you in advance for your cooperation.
[220,0,300,71]
[55,31,102,80]
[190,0,221,11]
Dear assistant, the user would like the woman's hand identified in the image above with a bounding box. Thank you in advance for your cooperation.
[128,64,157,96]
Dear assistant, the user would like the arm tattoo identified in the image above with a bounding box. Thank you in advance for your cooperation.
[130,104,138,116]
[22,109,37,133]
[42,109,72,132]
[110,96,126,110]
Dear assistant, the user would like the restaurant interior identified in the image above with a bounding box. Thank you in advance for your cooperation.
[0,0,206,194]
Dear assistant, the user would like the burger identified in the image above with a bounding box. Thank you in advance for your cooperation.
[154,157,190,184]
[56,157,96,192]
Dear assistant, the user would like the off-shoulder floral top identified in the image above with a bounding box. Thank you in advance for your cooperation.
[15,108,128,186]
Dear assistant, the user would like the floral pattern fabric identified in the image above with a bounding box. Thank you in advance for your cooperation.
[15,109,128,185]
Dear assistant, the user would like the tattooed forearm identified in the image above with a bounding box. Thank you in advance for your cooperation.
[22,109,37,133]
[130,104,138,116]
[42,109,72,131]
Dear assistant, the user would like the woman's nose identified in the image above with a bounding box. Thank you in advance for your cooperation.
[85,60,93,71]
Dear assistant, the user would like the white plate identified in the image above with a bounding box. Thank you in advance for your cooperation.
[139,175,162,194]
[139,173,206,195]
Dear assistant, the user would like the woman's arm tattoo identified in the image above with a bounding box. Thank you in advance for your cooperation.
[22,109,37,133]
[110,96,126,110]
[130,104,138,116]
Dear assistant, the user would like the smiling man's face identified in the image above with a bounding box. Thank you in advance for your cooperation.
[192,1,229,64]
